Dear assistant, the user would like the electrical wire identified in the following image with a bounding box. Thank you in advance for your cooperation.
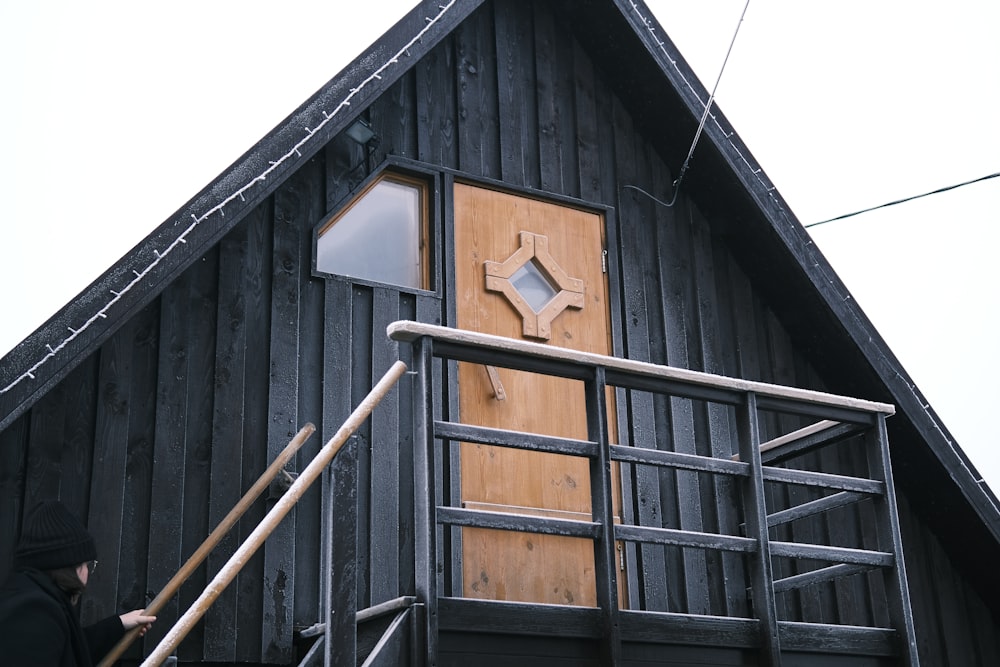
[805,171,1000,228]
[630,0,751,208]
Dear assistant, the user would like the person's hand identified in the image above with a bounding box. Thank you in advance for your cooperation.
[120,609,157,635]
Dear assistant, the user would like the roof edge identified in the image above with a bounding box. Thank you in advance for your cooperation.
[0,0,484,431]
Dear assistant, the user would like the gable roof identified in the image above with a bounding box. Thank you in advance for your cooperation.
[2,0,998,571]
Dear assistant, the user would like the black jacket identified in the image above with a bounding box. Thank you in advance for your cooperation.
[0,567,125,667]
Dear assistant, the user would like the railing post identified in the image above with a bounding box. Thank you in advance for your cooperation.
[738,392,781,666]
[585,366,622,666]
[869,414,920,666]
[412,336,437,667]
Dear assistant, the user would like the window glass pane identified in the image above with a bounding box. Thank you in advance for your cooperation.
[510,260,557,313]
[317,177,424,289]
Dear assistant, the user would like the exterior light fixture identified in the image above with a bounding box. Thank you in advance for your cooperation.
[345,118,377,146]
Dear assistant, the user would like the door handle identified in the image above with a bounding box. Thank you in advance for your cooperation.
[484,365,506,401]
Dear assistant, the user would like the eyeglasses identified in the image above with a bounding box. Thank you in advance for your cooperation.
[87,560,99,575]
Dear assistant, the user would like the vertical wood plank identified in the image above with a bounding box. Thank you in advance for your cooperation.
[351,285,375,607]
[533,4,563,195]
[323,277,357,667]
[0,414,29,577]
[294,195,327,631]
[688,203,747,617]
[612,97,668,612]
[86,318,135,628]
[25,380,67,506]
[177,250,219,660]
[456,5,500,180]
[327,439,359,667]
[204,220,250,661]
[145,272,192,653]
[262,166,316,662]
[896,498,940,665]
[396,293,419,596]
[237,202,274,662]
[370,287,401,603]
[494,0,539,188]
[60,361,96,517]
[119,304,160,656]
[653,154,709,616]
[204,206,271,662]
[416,37,458,170]
[371,74,418,164]
[572,39,601,204]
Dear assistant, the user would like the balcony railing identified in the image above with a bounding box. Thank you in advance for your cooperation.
[389,320,919,667]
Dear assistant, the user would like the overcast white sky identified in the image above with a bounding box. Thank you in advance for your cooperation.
[1,1,997,490]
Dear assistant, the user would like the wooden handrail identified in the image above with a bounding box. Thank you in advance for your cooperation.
[387,320,896,415]
[97,422,317,667]
[140,360,408,667]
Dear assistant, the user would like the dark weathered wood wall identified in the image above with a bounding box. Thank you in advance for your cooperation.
[1,1,998,664]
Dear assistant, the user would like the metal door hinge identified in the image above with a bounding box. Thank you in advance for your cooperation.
[602,249,608,273]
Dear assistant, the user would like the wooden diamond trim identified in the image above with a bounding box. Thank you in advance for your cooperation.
[484,231,584,340]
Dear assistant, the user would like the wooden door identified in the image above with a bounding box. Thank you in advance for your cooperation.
[454,183,621,606]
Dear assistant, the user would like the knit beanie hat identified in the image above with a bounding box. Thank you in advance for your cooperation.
[14,501,97,571]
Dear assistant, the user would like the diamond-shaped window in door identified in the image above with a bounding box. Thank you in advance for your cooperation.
[485,231,584,339]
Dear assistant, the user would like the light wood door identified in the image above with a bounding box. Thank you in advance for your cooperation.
[454,183,622,606]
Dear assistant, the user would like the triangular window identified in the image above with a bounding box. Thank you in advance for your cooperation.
[316,172,429,290]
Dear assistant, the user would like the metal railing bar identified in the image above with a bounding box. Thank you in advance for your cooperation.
[437,506,602,538]
[758,421,867,465]
[586,366,622,666]
[769,541,894,567]
[296,634,325,667]
[434,339,594,380]
[97,422,317,667]
[611,443,750,477]
[356,595,419,624]
[387,321,896,416]
[614,524,757,553]
[140,360,408,667]
[766,491,869,528]
[773,563,879,593]
[604,369,744,407]
[778,622,897,656]
[759,420,842,453]
[755,396,879,425]
[762,466,885,495]
[300,595,420,640]
[434,420,599,458]
[360,606,413,667]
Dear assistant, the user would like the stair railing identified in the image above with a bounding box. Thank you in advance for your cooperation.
[139,360,408,667]
[97,423,318,667]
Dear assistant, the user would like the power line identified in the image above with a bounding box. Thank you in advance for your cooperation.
[805,171,1000,229]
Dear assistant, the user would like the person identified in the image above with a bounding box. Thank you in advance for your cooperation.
[0,501,157,666]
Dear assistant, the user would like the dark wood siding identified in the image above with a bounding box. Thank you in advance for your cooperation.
[0,1,996,664]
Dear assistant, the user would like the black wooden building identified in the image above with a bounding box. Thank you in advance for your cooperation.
[2,1,999,665]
